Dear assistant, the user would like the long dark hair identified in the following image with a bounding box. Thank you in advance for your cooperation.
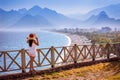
[29,40,33,47]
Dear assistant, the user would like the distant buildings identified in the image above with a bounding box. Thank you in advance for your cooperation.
[63,28,98,33]
[98,27,112,33]
[57,26,119,34]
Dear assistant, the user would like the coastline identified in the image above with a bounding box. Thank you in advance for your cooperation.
[58,32,92,46]
[63,34,71,46]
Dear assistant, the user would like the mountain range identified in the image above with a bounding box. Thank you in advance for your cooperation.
[86,3,120,19]
[0,5,73,29]
[82,11,120,28]
[75,3,120,29]
[0,4,120,29]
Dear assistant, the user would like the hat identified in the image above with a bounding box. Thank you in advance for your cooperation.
[27,33,36,41]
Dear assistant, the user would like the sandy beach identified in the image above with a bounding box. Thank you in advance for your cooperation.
[62,32,92,46]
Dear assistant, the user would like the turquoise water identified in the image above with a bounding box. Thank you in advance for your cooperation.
[0,31,70,51]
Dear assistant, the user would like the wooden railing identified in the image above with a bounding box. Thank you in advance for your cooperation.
[0,43,120,73]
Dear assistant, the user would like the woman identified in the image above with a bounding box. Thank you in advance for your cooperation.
[27,33,39,72]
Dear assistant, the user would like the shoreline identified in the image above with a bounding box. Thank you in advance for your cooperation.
[63,34,71,46]
[59,32,92,46]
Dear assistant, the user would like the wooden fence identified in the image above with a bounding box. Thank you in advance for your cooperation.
[0,43,120,74]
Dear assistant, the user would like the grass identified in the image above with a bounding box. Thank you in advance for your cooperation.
[108,73,120,80]
[25,60,120,80]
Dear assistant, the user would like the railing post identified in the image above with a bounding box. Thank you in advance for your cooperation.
[21,48,26,73]
[115,43,120,58]
[92,43,96,61]
[106,43,110,59]
[118,43,120,58]
[100,44,104,57]
[3,52,7,71]
[37,49,41,66]
[63,47,67,62]
[51,46,55,68]
[74,44,77,63]
[84,45,87,59]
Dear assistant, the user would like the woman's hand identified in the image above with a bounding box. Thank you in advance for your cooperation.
[33,37,39,46]
[36,37,38,40]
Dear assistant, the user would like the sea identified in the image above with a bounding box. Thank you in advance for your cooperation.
[0,30,71,74]
[0,31,71,51]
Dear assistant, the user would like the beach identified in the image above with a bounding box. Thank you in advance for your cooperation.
[60,32,92,46]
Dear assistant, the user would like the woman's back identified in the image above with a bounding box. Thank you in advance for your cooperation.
[28,40,37,57]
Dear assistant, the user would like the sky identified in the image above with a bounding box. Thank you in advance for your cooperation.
[0,0,120,15]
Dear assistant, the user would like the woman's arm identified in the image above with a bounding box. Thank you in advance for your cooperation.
[27,39,29,43]
[34,37,39,46]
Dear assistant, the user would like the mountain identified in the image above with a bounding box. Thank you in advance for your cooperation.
[27,5,42,16]
[0,9,23,28]
[73,3,120,21]
[82,3,120,20]
[0,5,73,29]
[83,11,120,28]
[93,11,114,24]
[27,6,72,26]
[18,8,27,14]
[13,15,52,28]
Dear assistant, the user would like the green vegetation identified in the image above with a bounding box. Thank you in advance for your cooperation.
[86,32,120,44]
[66,31,120,44]
[58,28,120,44]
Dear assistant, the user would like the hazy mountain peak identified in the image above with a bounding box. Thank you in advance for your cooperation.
[0,5,77,29]
[30,5,42,10]
[98,11,106,15]
[43,7,57,15]
[8,9,19,14]
[43,7,56,12]
[84,3,120,19]
[18,8,27,14]
[27,5,42,16]
[97,11,109,19]
[9,9,17,12]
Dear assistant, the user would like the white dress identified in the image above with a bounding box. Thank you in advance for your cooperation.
[28,43,37,57]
